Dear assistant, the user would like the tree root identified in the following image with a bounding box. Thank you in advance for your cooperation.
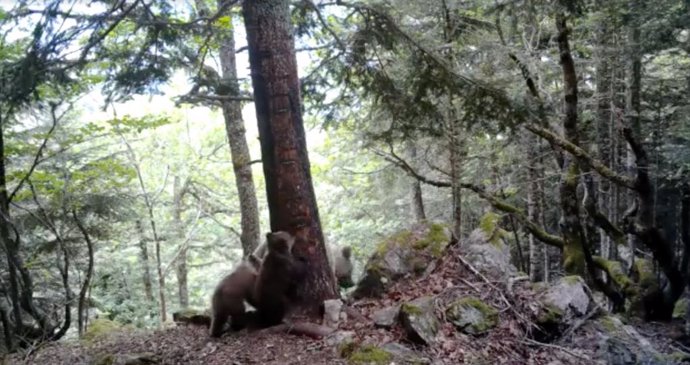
[257,321,336,339]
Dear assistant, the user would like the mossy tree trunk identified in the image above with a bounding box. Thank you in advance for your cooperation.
[555,14,586,277]
[242,0,338,311]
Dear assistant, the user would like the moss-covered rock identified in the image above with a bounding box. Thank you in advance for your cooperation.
[542,276,592,317]
[628,258,660,318]
[445,296,499,335]
[478,212,510,246]
[353,222,452,299]
[531,277,592,342]
[673,298,688,319]
[171,308,211,326]
[341,344,392,365]
[399,296,439,345]
[463,229,517,279]
[372,305,401,328]
[381,343,431,364]
[83,318,129,342]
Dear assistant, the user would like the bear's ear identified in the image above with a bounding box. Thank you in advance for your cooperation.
[341,246,352,259]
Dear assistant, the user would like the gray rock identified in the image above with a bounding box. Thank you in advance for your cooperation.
[325,330,356,347]
[445,296,498,335]
[382,342,431,364]
[463,229,517,279]
[322,299,344,328]
[352,223,452,299]
[400,296,439,345]
[597,338,637,365]
[373,305,401,328]
[543,276,592,318]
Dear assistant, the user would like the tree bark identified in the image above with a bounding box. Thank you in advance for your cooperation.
[122,136,166,323]
[624,1,642,268]
[0,113,21,348]
[214,0,262,257]
[135,220,154,303]
[73,210,95,338]
[555,14,586,276]
[172,176,189,308]
[449,119,463,239]
[407,141,426,222]
[594,5,613,263]
[242,0,338,311]
[527,133,542,281]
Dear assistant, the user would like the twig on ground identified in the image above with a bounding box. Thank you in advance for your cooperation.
[559,304,603,341]
[521,338,591,361]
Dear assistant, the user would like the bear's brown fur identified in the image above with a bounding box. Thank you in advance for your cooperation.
[252,231,306,327]
[252,240,353,288]
[208,258,259,337]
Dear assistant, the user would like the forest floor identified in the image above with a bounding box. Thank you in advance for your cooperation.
[5,241,689,365]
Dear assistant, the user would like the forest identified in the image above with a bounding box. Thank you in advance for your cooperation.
[0,0,689,364]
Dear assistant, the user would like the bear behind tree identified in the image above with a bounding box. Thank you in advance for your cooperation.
[252,231,306,327]
[252,240,354,289]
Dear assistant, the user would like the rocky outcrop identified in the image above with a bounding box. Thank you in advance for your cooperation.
[463,228,517,279]
[352,222,453,299]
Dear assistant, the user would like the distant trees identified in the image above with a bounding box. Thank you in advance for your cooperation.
[299,0,690,319]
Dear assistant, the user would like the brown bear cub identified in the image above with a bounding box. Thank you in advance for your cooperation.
[253,240,354,289]
[252,231,307,328]
[208,255,261,337]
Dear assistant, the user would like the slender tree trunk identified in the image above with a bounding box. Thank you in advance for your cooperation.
[122,137,166,323]
[625,3,642,266]
[407,141,426,222]
[594,7,612,264]
[214,1,262,257]
[172,176,189,308]
[135,220,154,303]
[527,133,542,281]
[449,120,463,239]
[242,0,338,310]
[0,112,22,350]
[73,211,95,337]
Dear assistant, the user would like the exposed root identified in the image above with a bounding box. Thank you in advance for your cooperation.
[257,321,336,339]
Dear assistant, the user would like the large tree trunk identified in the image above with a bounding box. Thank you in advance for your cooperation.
[172,176,189,308]
[242,0,338,311]
[555,14,586,276]
[215,1,262,257]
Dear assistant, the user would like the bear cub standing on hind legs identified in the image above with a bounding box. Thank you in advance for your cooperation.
[253,239,354,289]
[208,253,262,337]
[252,231,307,328]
